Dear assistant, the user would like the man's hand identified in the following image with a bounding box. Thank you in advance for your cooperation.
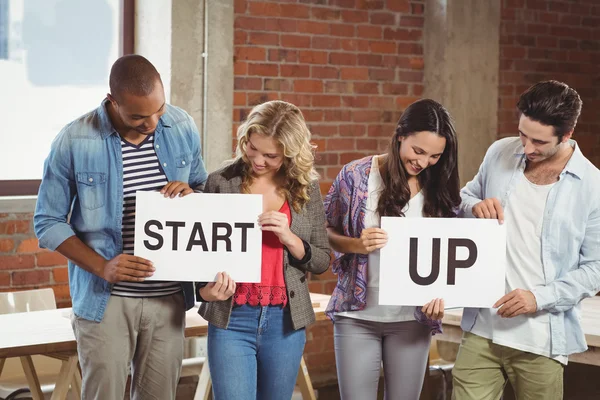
[160,181,193,198]
[199,272,236,302]
[494,289,538,318]
[472,198,504,224]
[103,254,154,283]
[357,228,388,254]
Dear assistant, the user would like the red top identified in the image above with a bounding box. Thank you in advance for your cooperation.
[233,201,290,307]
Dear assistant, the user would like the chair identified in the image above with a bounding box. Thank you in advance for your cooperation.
[0,289,57,314]
[0,288,81,400]
[425,339,456,400]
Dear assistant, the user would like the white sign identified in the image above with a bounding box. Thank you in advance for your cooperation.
[379,217,506,308]
[134,191,262,282]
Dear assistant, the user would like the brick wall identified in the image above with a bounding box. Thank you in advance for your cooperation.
[233,0,426,193]
[233,0,426,383]
[0,213,70,307]
[498,0,600,167]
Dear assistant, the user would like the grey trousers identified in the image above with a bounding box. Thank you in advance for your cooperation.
[71,293,186,400]
[334,317,431,400]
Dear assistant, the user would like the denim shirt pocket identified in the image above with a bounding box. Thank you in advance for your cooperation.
[76,172,107,210]
[175,152,192,169]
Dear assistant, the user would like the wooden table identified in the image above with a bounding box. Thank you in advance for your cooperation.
[436,296,600,366]
[0,293,331,400]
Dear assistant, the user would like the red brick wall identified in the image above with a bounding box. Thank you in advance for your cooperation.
[498,0,600,167]
[233,0,426,193]
[0,213,70,307]
[233,0,426,382]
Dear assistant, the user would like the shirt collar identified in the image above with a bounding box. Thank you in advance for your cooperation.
[97,99,172,139]
[97,98,117,139]
[563,140,587,180]
[513,139,586,180]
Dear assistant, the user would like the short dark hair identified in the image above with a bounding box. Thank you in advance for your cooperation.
[109,54,162,101]
[516,80,582,140]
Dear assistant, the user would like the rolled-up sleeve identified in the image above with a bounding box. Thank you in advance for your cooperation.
[34,130,76,251]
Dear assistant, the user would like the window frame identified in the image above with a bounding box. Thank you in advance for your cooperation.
[0,0,135,197]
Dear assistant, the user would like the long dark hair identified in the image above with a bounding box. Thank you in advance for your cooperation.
[377,99,460,218]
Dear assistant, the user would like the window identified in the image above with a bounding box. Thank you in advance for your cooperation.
[0,0,8,60]
[0,0,133,196]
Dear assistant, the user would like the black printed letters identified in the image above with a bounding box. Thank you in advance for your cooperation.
[143,220,255,252]
[408,237,478,286]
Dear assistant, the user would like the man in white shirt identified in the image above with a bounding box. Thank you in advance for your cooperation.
[453,81,600,400]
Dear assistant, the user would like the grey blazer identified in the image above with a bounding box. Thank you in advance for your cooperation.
[198,163,331,330]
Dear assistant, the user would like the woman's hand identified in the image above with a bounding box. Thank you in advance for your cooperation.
[258,211,295,246]
[160,181,194,198]
[357,228,388,254]
[422,298,445,320]
[199,272,236,301]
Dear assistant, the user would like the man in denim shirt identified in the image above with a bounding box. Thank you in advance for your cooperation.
[453,81,600,400]
[34,55,208,399]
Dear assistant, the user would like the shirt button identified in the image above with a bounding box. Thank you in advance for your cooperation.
[163,163,167,167]
[182,160,186,165]
[88,177,93,183]
[155,144,159,149]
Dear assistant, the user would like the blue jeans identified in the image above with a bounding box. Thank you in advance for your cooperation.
[207,305,306,400]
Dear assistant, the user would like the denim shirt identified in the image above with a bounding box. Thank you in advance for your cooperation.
[34,100,208,322]
[459,137,600,356]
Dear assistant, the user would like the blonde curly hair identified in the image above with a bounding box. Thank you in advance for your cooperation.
[235,100,319,212]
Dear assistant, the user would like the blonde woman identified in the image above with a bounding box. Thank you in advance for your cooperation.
[196,100,331,400]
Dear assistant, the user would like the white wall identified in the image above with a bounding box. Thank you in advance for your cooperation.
[134,0,172,102]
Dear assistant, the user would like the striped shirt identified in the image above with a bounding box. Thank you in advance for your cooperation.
[112,134,182,298]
